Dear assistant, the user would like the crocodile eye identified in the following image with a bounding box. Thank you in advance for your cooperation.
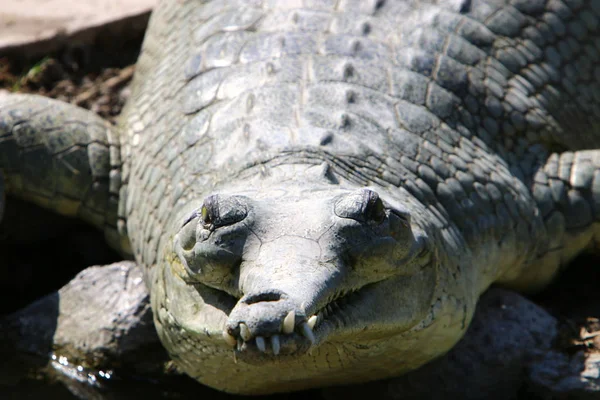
[364,190,386,224]
[334,189,386,225]
[201,194,248,229]
[201,204,211,225]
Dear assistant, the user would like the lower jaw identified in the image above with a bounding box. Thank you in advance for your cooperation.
[168,316,457,395]
[188,339,429,396]
[231,331,317,365]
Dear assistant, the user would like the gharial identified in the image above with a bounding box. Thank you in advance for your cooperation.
[1,0,599,395]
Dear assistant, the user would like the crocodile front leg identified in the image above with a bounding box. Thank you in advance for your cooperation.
[0,93,129,254]
[502,150,600,291]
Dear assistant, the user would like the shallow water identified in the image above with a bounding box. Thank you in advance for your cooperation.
[0,352,325,400]
[2,369,323,400]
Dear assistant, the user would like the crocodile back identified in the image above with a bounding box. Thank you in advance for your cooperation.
[120,0,600,282]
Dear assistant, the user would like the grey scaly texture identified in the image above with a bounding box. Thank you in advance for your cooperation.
[1,0,599,395]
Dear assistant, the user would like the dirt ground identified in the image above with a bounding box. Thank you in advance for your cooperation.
[0,42,139,123]
[0,32,599,399]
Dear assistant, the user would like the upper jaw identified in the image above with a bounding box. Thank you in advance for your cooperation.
[219,270,381,365]
[221,289,324,364]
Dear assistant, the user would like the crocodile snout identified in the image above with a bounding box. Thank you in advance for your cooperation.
[223,289,317,360]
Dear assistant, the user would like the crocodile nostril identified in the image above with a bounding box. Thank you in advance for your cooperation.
[243,290,286,305]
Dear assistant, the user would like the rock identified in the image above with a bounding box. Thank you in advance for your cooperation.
[0,261,165,385]
[0,0,156,59]
[528,351,600,398]
[2,267,599,399]
[324,288,560,400]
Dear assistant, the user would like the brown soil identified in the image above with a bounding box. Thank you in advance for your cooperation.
[3,59,134,123]
[0,39,140,123]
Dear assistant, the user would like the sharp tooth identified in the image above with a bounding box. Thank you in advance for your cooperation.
[282,310,295,334]
[307,315,318,330]
[255,336,266,352]
[271,335,281,356]
[222,330,237,347]
[300,322,316,344]
[240,323,251,341]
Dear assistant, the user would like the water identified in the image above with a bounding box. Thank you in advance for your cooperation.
[0,354,324,400]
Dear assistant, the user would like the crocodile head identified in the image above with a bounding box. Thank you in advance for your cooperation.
[153,168,443,394]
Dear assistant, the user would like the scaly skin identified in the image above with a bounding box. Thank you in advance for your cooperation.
[1,0,600,395]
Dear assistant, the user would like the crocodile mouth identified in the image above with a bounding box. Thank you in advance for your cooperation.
[222,287,363,364]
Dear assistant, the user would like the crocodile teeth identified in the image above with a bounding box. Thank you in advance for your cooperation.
[222,330,237,347]
[300,321,315,344]
[307,315,318,330]
[240,323,251,341]
[271,335,281,356]
[282,310,295,334]
[255,336,266,353]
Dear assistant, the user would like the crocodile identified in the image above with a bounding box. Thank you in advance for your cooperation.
[1,0,599,395]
